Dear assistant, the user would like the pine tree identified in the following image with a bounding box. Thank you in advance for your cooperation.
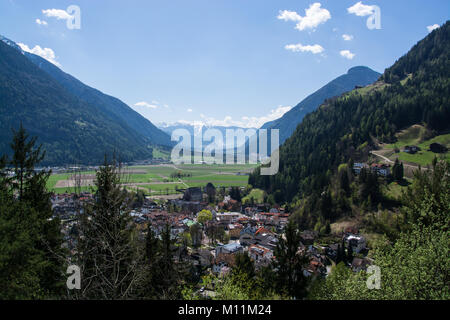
[74,156,141,299]
[272,220,308,299]
[0,125,64,298]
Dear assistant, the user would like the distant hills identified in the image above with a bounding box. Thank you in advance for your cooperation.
[0,36,171,165]
[261,66,381,144]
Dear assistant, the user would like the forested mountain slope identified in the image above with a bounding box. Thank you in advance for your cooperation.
[250,21,450,203]
[24,50,172,147]
[0,40,154,165]
[261,66,380,144]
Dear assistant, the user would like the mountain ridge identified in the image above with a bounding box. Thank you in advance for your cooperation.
[0,39,155,165]
[261,66,381,144]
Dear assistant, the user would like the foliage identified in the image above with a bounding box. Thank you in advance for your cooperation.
[271,221,309,299]
[73,157,142,299]
[0,126,65,299]
[0,40,155,165]
[250,22,450,204]
[197,209,213,224]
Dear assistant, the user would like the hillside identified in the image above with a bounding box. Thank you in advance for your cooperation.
[261,66,381,144]
[373,124,450,167]
[23,49,172,147]
[0,39,154,165]
[250,21,450,203]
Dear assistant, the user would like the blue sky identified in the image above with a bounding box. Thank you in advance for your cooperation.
[1,0,449,128]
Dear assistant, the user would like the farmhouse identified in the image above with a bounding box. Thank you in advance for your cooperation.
[403,145,420,154]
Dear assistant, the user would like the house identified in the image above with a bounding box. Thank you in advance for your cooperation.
[229,226,243,239]
[300,230,318,245]
[254,226,273,237]
[370,163,391,177]
[215,243,243,256]
[248,244,273,267]
[344,233,366,253]
[404,145,420,154]
[239,226,257,246]
[351,257,371,272]
[216,212,242,223]
[353,162,368,175]
[183,187,203,201]
[251,233,278,251]
[325,243,339,261]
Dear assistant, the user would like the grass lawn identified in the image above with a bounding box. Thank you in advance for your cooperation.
[242,188,266,204]
[385,131,450,166]
[382,179,411,201]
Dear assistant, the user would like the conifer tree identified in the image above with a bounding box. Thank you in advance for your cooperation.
[272,220,308,299]
[74,156,141,299]
[0,125,64,298]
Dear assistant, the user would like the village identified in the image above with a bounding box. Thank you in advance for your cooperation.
[52,183,372,295]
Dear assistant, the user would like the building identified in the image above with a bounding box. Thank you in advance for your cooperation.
[239,226,257,246]
[344,233,366,253]
[353,162,368,175]
[403,145,420,154]
[215,243,243,256]
[248,244,273,266]
[370,163,391,177]
[183,187,203,201]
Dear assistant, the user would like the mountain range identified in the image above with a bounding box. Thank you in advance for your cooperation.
[0,35,171,165]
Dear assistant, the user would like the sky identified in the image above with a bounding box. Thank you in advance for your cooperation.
[0,0,449,128]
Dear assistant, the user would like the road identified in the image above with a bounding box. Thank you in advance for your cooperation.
[369,150,430,171]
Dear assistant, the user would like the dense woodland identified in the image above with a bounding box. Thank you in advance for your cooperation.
[249,21,450,229]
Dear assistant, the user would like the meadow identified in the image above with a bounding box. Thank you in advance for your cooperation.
[383,125,450,166]
[47,163,257,195]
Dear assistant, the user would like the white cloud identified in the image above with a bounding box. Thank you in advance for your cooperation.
[278,3,331,31]
[340,50,355,60]
[342,34,354,41]
[427,24,440,33]
[175,105,292,129]
[296,3,331,31]
[17,43,61,67]
[347,2,375,17]
[187,108,193,112]
[134,101,158,109]
[35,19,48,26]
[285,43,324,54]
[42,8,73,21]
[277,10,302,22]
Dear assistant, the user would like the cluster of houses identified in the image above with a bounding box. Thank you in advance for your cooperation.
[51,185,373,287]
[353,162,391,177]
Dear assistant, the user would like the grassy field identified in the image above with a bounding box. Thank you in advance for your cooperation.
[383,125,450,166]
[382,179,411,201]
[242,188,266,204]
[47,163,257,194]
